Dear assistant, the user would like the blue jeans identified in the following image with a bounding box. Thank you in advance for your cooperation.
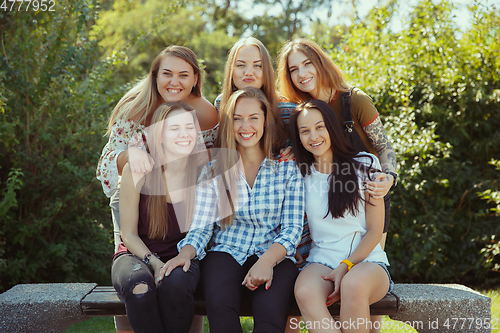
[111,253,200,333]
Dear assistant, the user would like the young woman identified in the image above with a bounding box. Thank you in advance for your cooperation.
[278,38,397,245]
[112,102,203,333]
[214,37,291,153]
[162,87,305,333]
[96,45,216,333]
[289,100,393,333]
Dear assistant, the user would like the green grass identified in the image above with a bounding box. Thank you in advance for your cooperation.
[65,288,500,332]
[64,316,115,333]
[483,289,500,333]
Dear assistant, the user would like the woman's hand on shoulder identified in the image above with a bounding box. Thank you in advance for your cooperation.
[323,263,348,306]
[364,172,393,199]
[279,146,294,162]
[128,146,154,174]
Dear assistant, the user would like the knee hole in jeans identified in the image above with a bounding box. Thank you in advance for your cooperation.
[132,282,148,295]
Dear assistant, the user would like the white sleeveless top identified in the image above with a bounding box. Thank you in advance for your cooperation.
[305,153,389,269]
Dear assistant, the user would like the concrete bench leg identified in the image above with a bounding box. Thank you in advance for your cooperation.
[389,284,491,333]
[0,283,97,333]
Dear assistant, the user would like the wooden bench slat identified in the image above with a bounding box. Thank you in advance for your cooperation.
[81,287,397,317]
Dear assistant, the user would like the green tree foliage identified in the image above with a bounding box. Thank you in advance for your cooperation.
[0,0,124,292]
[94,0,338,99]
[227,0,339,58]
[327,0,500,285]
[250,0,334,49]
[1,0,498,292]
[94,0,239,102]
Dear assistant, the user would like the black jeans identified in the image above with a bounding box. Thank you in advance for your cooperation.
[111,253,200,333]
[201,252,298,333]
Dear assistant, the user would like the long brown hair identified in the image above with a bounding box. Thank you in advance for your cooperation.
[217,38,286,152]
[107,46,202,135]
[144,102,199,239]
[289,100,378,218]
[278,38,350,104]
[209,87,279,228]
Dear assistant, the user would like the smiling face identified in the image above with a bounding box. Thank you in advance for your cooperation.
[162,110,197,160]
[156,56,198,103]
[287,50,321,99]
[232,45,264,90]
[297,108,332,163]
[232,97,265,150]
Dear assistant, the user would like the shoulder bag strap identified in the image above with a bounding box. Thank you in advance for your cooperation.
[341,86,355,133]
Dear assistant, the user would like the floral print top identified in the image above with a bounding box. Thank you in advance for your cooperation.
[96,118,218,198]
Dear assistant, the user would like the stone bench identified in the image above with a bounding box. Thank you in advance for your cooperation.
[0,283,491,332]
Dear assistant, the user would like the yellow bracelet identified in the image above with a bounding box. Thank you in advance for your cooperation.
[340,259,354,271]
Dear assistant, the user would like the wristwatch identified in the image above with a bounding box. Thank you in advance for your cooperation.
[142,252,160,266]
[385,171,398,187]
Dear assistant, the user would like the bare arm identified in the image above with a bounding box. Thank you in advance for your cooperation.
[119,164,163,277]
[363,117,397,198]
[346,193,385,264]
[363,116,396,174]
[116,150,129,176]
[325,193,384,304]
[118,147,154,175]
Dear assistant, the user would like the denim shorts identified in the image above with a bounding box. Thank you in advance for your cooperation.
[375,261,394,293]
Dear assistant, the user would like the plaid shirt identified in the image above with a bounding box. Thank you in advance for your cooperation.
[178,158,305,265]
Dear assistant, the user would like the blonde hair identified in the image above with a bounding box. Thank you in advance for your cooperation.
[217,37,286,153]
[209,87,279,228]
[278,38,349,104]
[145,102,199,239]
[106,46,202,135]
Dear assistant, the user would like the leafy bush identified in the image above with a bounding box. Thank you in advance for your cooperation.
[328,0,500,285]
[94,0,239,103]
[1,0,498,292]
[0,0,125,292]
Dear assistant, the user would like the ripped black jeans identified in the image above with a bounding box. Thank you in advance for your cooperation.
[111,253,200,333]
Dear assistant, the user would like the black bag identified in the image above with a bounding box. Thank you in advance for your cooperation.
[341,87,369,152]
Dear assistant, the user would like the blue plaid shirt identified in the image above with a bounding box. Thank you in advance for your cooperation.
[178,158,305,265]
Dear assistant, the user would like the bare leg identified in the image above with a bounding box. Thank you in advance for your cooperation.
[339,262,390,333]
[369,232,388,333]
[294,263,341,333]
[369,316,382,333]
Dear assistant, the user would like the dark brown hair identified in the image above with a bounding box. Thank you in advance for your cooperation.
[290,100,378,218]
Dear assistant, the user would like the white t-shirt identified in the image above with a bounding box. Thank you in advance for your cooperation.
[305,153,389,269]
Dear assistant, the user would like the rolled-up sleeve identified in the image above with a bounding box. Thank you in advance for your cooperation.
[273,167,305,257]
[178,169,219,259]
